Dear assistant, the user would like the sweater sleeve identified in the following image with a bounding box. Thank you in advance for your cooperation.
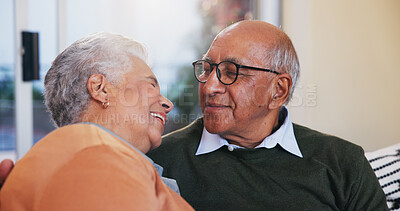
[37,145,161,211]
[344,153,389,211]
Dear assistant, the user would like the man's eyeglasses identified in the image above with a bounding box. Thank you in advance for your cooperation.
[192,60,280,85]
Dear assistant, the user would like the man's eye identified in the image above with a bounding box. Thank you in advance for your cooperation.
[204,68,212,73]
[223,70,237,79]
[226,72,236,78]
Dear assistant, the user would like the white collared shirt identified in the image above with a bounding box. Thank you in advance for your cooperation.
[195,107,303,158]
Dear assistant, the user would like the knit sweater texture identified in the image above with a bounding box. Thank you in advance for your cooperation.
[147,118,388,211]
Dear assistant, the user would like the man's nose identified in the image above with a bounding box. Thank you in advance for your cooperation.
[203,69,225,95]
[160,95,173,114]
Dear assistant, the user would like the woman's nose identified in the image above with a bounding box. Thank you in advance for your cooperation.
[160,95,173,114]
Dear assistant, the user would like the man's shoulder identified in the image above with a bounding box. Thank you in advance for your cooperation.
[162,118,204,143]
[292,123,368,191]
[293,123,364,159]
[292,124,387,210]
[293,123,362,147]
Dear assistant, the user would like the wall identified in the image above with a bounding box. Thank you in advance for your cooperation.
[282,0,400,151]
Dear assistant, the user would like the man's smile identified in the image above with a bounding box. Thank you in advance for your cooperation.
[204,103,231,112]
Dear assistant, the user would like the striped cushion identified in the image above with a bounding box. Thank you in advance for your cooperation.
[365,143,400,210]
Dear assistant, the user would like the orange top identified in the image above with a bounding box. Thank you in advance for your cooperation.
[0,123,193,211]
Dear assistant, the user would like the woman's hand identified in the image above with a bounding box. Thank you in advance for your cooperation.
[0,159,14,188]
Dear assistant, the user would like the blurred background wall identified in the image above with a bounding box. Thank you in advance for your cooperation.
[283,0,400,151]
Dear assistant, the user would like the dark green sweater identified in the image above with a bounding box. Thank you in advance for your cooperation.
[147,118,388,211]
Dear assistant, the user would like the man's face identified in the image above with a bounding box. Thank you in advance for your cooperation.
[108,57,173,152]
[199,29,277,141]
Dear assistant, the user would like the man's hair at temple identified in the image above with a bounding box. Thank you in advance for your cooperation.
[264,33,300,103]
[44,32,149,127]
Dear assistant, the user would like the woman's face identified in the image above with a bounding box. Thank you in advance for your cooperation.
[106,57,173,153]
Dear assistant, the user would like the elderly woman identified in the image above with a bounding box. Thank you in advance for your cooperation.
[0,33,193,210]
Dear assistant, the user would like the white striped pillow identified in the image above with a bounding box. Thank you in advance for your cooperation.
[365,143,400,210]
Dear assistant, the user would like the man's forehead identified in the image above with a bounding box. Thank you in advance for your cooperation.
[205,37,268,66]
[203,54,253,65]
[212,21,281,50]
[222,20,282,38]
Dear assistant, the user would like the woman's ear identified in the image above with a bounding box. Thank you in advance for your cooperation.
[268,73,292,110]
[87,74,108,103]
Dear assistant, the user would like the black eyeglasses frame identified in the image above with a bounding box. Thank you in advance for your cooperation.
[192,59,280,85]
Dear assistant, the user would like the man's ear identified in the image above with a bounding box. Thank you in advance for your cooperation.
[87,74,108,103]
[269,73,292,110]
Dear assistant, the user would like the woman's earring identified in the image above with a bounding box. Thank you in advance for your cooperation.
[102,99,110,109]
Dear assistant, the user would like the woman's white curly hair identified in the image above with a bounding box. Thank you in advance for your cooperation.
[44,32,149,127]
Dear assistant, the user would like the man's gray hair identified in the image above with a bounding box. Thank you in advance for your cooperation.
[265,34,300,104]
[44,32,149,127]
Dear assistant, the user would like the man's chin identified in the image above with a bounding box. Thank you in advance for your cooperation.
[203,120,228,135]
[204,110,231,121]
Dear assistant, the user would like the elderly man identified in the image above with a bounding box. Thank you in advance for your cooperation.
[147,20,388,210]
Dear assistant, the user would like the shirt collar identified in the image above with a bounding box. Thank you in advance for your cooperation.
[195,107,303,158]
